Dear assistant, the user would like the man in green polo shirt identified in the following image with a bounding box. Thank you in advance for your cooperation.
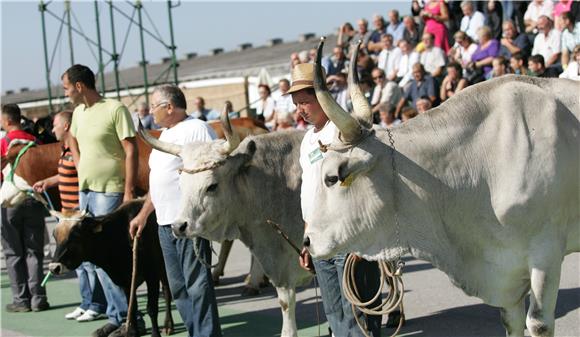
[63,64,138,337]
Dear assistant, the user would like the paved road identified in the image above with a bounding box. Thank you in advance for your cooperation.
[1,217,579,336]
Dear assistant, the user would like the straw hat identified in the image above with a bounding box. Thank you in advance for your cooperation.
[287,63,326,94]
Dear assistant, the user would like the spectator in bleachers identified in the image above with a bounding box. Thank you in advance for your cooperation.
[387,10,406,45]
[524,0,554,34]
[419,32,447,78]
[256,84,276,129]
[440,62,468,102]
[403,15,423,48]
[449,31,478,71]
[274,78,296,117]
[560,12,580,66]
[353,18,373,51]
[467,26,500,82]
[531,15,561,67]
[131,102,156,130]
[447,1,464,39]
[487,56,509,79]
[460,1,486,42]
[512,1,529,34]
[553,0,579,30]
[559,44,580,80]
[275,111,296,131]
[401,106,419,122]
[377,102,401,128]
[411,0,423,21]
[308,48,318,63]
[326,73,351,112]
[395,39,420,88]
[370,68,402,115]
[368,14,388,55]
[298,50,310,64]
[421,0,451,53]
[337,22,356,54]
[290,52,301,69]
[485,0,504,40]
[356,48,376,82]
[416,98,433,113]
[377,34,401,81]
[528,54,560,77]
[500,20,532,59]
[396,63,437,117]
[510,52,532,75]
[322,45,348,76]
[192,96,219,121]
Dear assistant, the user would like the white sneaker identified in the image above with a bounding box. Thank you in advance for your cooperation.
[65,307,85,320]
[76,309,104,322]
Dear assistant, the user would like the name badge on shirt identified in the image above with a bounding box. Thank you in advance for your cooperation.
[308,148,323,164]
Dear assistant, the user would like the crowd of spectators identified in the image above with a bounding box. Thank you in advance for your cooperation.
[278,0,580,129]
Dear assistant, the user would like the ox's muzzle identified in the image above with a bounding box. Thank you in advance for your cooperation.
[171,222,189,238]
[303,236,311,247]
[48,262,67,275]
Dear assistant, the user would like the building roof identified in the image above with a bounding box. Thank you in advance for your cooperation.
[2,35,336,105]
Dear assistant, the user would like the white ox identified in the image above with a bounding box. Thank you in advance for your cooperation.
[304,39,580,337]
[139,118,312,337]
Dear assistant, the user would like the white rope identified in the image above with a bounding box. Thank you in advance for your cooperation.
[342,256,405,337]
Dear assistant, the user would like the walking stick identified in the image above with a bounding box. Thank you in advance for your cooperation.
[126,236,139,334]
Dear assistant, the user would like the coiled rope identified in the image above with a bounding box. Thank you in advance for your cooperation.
[343,257,405,337]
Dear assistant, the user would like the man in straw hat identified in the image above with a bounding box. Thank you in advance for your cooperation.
[292,62,382,336]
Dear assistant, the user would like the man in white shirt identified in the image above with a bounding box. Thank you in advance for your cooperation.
[129,85,222,337]
[377,34,401,80]
[531,15,561,67]
[460,1,486,42]
[419,32,446,78]
[370,68,402,115]
[273,78,296,116]
[291,63,382,337]
[395,39,420,88]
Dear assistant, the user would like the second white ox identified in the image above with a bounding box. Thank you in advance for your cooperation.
[303,39,580,337]
[139,118,312,337]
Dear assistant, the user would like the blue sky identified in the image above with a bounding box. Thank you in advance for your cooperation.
[1,1,408,94]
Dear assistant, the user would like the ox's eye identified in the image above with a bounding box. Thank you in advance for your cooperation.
[206,183,218,193]
[325,175,339,187]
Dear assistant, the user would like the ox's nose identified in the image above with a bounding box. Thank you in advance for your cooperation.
[48,262,62,275]
[172,222,188,236]
[303,236,311,247]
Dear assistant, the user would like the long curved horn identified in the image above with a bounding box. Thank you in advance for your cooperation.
[219,104,240,155]
[313,37,361,143]
[348,40,373,129]
[137,119,182,156]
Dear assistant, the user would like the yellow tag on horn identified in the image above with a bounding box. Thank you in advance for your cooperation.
[340,174,355,187]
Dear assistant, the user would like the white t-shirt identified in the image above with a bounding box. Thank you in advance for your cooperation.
[460,11,486,42]
[396,51,420,87]
[532,28,561,63]
[524,0,554,21]
[377,47,401,79]
[148,117,217,225]
[299,121,338,224]
[419,46,446,75]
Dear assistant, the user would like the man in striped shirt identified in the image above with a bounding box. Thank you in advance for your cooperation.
[33,110,107,322]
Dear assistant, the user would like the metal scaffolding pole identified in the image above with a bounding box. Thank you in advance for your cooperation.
[167,0,178,85]
[108,1,121,99]
[39,0,53,113]
[94,0,105,94]
[65,0,74,65]
[136,0,149,104]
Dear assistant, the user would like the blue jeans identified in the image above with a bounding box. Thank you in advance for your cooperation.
[158,226,221,337]
[80,190,128,326]
[313,254,381,337]
[77,261,107,313]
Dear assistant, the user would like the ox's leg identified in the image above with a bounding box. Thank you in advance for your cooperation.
[145,276,161,337]
[243,254,268,296]
[275,286,298,337]
[212,240,233,285]
[500,300,525,337]
[526,262,561,337]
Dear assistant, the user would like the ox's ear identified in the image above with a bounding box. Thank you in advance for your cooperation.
[226,139,256,173]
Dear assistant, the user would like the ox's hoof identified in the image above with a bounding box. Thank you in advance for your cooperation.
[163,319,174,336]
[241,286,260,297]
